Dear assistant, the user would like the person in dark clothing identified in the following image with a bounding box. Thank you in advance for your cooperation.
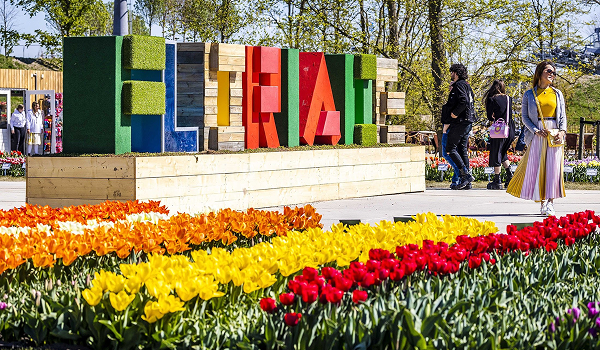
[441,83,461,189]
[444,64,477,190]
[483,80,516,190]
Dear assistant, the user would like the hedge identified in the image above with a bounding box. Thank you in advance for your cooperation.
[354,124,377,146]
[122,35,166,71]
[122,81,166,115]
[353,54,377,80]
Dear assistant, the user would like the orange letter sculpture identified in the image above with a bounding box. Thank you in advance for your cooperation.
[242,46,281,149]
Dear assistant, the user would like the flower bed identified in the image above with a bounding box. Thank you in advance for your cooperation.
[0,201,321,275]
[0,150,25,177]
[426,152,600,183]
[0,200,598,349]
[564,157,600,182]
[426,151,522,182]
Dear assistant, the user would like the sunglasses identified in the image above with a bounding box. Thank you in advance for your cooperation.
[544,68,556,76]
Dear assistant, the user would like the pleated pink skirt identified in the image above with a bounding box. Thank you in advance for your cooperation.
[506,119,565,201]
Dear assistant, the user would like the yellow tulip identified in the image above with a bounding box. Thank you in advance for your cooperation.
[82,286,103,306]
[142,301,164,323]
[105,274,126,293]
[156,294,185,314]
[256,270,276,289]
[145,278,171,299]
[135,262,154,282]
[213,267,233,285]
[119,263,137,279]
[188,276,223,300]
[92,270,112,291]
[124,275,143,294]
[109,291,135,312]
[176,280,200,302]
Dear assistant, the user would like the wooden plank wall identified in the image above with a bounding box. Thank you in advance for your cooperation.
[26,147,424,211]
[177,43,208,149]
[26,157,136,207]
[373,58,398,125]
[207,43,245,151]
[0,69,63,91]
[134,146,425,213]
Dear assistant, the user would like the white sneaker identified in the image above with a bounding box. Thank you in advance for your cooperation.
[546,202,555,217]
[540,201,547,216]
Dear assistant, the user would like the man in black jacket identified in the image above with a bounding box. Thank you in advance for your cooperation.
[444,64,477,190]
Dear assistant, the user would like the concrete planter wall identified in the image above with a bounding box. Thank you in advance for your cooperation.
[26,146,425,213]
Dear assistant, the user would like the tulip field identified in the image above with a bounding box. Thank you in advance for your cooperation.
[426,152,600,183]
[0,201,599,349]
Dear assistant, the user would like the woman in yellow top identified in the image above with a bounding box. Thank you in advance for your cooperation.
[506,61,567,216]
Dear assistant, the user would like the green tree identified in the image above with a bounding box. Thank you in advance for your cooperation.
[135,0,164,36]
[0,0,20,56]
[16,0,104,37]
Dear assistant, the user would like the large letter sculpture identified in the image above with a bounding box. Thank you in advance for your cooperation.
[243,46,281,149]
[298,52,341,145]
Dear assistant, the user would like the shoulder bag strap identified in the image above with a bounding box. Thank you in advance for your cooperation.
[532,90,547,132]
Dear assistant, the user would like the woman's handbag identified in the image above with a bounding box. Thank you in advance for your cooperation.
[489,95,510,139]
[532,89,564,147]
[489,119,509,138]
[547,129,564,147]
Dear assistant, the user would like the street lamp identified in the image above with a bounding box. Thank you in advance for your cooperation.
[113,0,129,36]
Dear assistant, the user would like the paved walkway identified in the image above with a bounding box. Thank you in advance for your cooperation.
[265,188,600,232]
[1,180,598,233]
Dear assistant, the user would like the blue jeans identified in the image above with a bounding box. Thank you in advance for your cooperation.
[441,132,460,184]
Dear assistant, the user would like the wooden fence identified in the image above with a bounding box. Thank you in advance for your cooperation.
[0,69,62,92]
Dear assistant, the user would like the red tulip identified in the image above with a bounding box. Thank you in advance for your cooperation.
[288,280,307,295]
[565,237,576,246]
[403,260,417,275]
[352,290,368,304]
[378,268,390,280]
[301,284,319,304]
[468,256,482,269]
[333,276,353,292]
[350,268,367,282]
[366,260,381,272]
[360,273,376,288]
[311,276,326,292]
[545,241,558,252]
[260,298,277,313]
[389,266,405,281]
[321,267,341,280]
[350,261,365,270]
[381,258,400,270]
[302,267,319,281]
[279,292,295,306]
[325,288,344,304]
[284,312,302,327]
[369,248,392,261]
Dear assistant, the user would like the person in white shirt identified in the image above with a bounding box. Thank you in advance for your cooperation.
[10,104,26,154]
[26,102,44,155]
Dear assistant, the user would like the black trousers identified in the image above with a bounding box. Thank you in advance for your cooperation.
[11,126,26,154]
[446,122,472,172]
